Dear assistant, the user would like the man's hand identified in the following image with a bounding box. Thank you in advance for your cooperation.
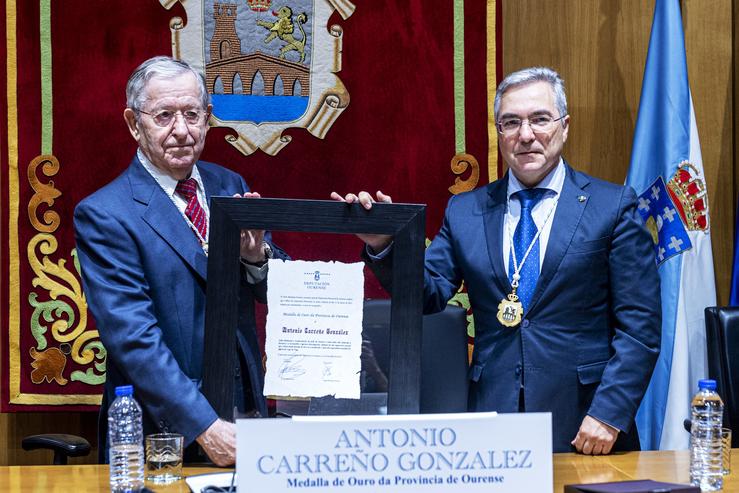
[571,415,619,455]
[330,190,393,252]
[233,192,267,262]
[196,418,236,466]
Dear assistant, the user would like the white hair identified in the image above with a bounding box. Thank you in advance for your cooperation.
[125,56,209,112]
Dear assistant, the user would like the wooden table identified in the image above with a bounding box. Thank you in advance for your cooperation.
[0,450,734,492]
[554,449,734,489]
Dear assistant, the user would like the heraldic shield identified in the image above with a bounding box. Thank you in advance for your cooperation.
[159,0,355,155]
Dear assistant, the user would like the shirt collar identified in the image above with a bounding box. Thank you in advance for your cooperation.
[136,148,205,198]
[506,158,566,199]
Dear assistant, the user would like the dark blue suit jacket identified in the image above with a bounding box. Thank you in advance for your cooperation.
[74,157,283,459]
[371,164,661,452]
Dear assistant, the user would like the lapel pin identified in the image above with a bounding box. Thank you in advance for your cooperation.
[577,195,587,203]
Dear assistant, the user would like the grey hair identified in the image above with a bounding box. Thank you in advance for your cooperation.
[493,67,567,119]
[125,56,210,112]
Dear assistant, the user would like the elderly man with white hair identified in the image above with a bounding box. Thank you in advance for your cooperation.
[75,56,286,466]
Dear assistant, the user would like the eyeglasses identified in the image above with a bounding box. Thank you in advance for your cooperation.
[496,114,567,136]
[137,109,209,127]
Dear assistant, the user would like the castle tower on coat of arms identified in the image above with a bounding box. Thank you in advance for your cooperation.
[211,2,241,61]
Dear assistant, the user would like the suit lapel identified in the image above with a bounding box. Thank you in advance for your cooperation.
[483,175,511,296]
[527,164,590,315]
[127,158,208,280]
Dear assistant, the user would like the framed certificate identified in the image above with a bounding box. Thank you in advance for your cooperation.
[202,198,426,418]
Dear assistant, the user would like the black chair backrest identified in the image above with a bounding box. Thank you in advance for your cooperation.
[21,434,91,465]
[362,299,469,413]
[705,306,739,446]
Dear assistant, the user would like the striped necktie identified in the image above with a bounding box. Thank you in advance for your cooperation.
[175,178,208,241]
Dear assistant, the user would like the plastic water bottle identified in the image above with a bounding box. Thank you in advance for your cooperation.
[108,385,144,493]
[690,379,724,491]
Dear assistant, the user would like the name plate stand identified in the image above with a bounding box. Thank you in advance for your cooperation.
[237,412,553,492]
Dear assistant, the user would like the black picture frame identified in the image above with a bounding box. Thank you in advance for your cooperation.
[201,197,426,419]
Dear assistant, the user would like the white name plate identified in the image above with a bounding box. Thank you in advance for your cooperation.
[237,412,552,492]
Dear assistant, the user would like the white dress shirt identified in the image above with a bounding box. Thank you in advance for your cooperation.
[503,159,565,276]
[137,148,211,228]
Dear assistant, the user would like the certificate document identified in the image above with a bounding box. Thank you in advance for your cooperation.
[263,260,364,399]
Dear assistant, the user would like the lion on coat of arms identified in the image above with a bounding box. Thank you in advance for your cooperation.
[257,6,309,63]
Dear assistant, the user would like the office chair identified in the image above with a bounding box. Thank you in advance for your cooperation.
[704,306,739,447]
[21,433,91,465]
[361,299,469,413]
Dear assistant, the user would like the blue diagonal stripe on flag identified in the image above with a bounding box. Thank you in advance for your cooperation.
[635,177,692,265]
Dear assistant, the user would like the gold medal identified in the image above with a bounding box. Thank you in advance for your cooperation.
[498,273,523,327]
[497,293,523,327]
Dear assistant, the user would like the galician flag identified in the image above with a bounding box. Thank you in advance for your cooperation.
[627,0,716,450]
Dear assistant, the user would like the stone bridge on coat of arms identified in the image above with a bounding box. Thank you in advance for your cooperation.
[205,52,310,97]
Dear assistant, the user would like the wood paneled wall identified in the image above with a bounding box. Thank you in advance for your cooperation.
[1,0,737,466]
[0,412,97,465]
[503,0,736,305]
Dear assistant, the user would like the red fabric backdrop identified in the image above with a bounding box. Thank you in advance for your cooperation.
[1,0,491,411]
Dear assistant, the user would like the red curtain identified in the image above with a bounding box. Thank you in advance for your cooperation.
[1,0,491,411]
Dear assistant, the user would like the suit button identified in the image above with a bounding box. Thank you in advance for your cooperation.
[515,364,522,376]
[522,319,529,328]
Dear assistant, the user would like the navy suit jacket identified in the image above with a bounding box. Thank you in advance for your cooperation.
[74,156,284,458]
[370,163,661,452]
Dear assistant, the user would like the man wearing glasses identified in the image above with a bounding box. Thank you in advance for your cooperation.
[337,67,661,455]
[74,56,285,466]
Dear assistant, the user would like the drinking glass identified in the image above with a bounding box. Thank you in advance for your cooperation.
[145,433,183,484]
[722,427,732,475]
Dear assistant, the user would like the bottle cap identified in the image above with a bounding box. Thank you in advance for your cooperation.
[115,385,134,397]
[698,379,717,391]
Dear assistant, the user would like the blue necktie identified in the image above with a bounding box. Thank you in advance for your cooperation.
[508,188,548,311]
